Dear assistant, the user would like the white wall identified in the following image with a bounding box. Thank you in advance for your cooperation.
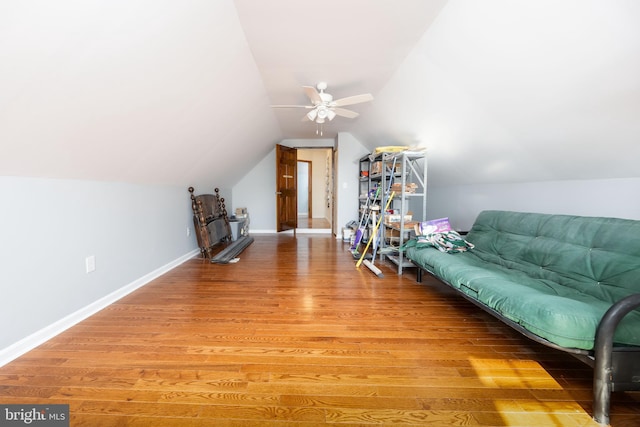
[0,176,199,365]
[232,149,278,231]
[296,160,310,216]
[427,178,640,232]
[335,133,371,236]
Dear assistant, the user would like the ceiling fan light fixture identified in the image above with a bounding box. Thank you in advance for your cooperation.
[327,109,336,121]
[316,107,328,120]
[306,109,317,121]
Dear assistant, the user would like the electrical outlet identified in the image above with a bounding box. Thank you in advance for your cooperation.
[186,227,191,237]
[85,255,96,273]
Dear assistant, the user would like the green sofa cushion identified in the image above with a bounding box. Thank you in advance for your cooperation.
[405,211,640,350]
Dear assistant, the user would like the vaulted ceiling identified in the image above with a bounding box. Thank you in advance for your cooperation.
[2,1,639,188]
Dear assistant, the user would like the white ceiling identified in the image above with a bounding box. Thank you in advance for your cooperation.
[235,0,447,139]
[1,0,639,188]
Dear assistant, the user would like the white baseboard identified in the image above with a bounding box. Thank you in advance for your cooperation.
[0,249,200,367]
[251,229,331,234]
[295,228,331,234]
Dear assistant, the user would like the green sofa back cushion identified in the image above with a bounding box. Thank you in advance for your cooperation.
[467,211,640,304]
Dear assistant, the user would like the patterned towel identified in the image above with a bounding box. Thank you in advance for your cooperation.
[415,230,474,254]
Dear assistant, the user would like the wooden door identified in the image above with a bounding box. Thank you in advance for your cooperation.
[276,144,297,232]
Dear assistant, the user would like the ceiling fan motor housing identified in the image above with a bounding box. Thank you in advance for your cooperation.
[318,92,333,104]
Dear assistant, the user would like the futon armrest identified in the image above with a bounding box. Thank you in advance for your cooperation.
[592,293,640,425]
[595,293,640,352]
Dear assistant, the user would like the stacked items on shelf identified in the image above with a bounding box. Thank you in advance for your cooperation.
[391,182,417,193]
[350,186,379,258]
[356,148,427,275]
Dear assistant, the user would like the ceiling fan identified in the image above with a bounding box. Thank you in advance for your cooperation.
[271,82,373,134]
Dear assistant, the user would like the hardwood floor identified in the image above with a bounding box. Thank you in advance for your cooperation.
[1,235,638,426]
[297,217,331,229]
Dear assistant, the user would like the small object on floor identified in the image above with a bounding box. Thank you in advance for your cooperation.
[351,252,372,260]
[362,259,384,278]
[211,236,254,264]
[228,258,240,263]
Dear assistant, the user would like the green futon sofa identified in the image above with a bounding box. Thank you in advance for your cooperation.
[404,210,640,425]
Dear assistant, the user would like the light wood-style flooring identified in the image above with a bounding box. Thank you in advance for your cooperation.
[1,235,638,426]
[297,217,331,229]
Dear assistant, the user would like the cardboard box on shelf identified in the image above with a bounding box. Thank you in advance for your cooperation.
[371,161,382,175]
[370,160,402,177]
[388,164,402,175]
[385,228,400,240]
[403,221,419,230]
[391,183,418,193]
[384,211,413,224]
[385,221,418,231]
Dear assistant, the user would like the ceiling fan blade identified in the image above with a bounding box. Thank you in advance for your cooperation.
[332,93,374,107]
[303,86,322,105]
[271,105,313,109]
[333,107,359,119]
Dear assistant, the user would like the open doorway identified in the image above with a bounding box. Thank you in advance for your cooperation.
[297,160,312,219]
[297,148,333,232]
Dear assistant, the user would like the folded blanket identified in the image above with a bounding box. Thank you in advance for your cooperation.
[408,230,474,254]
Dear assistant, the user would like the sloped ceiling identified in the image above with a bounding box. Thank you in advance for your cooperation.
[352,1,640,185]
[0,0,282,188]
[1,0,639,188]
